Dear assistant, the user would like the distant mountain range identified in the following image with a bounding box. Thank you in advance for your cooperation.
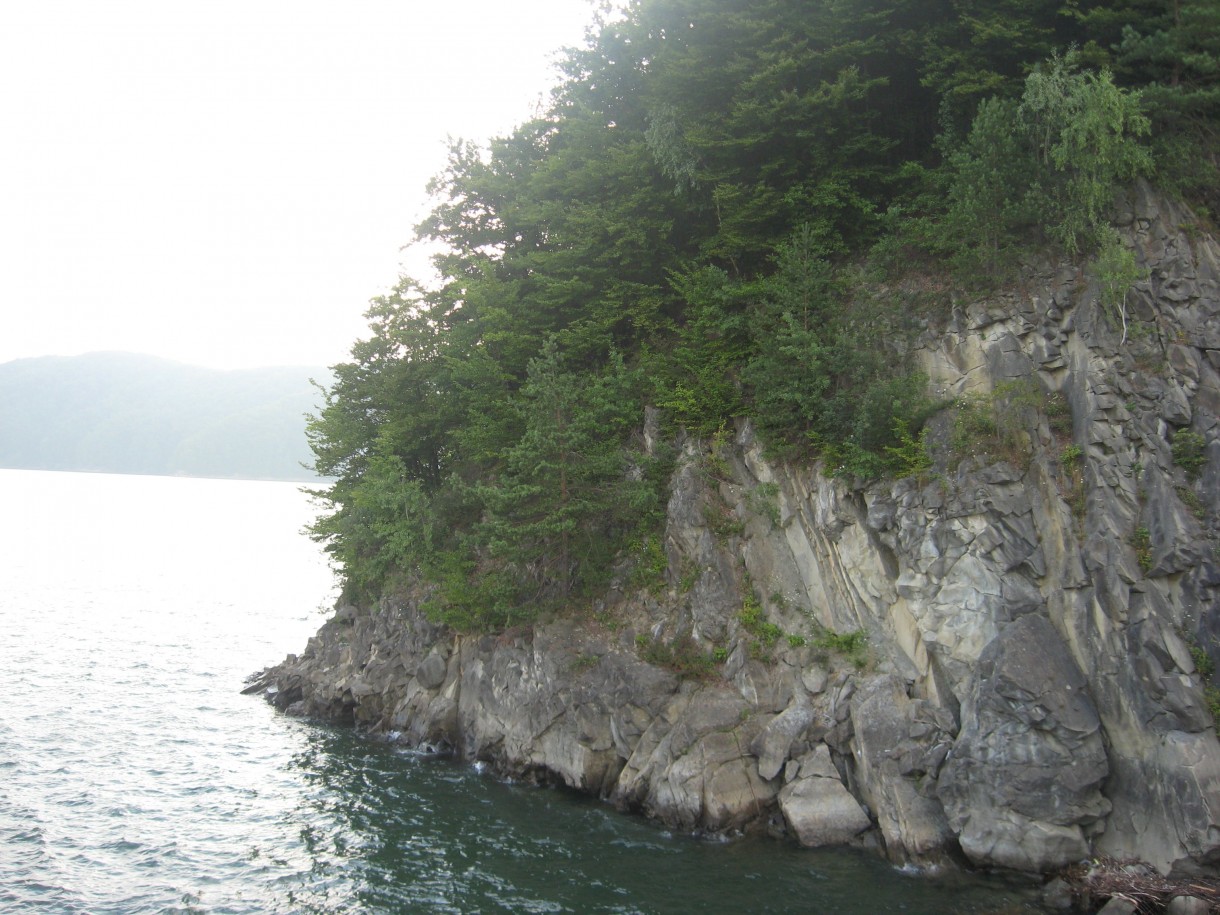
[0,352,330,481]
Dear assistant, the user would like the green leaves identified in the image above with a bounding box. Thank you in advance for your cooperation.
[932,52,1152,280]
[1092,228,1149,342]
[1023,55,1152,252]
[742,226,929,474]
[445,344,662,626]
[941,95,1035,277]
[651,263,751,435]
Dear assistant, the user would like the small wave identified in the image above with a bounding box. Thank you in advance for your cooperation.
[893,861,944,877]
[0,881,87,915]
[101,839,145,852]
[1,825,48,845]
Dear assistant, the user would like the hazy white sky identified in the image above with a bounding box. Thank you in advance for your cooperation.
[1,0,603,369]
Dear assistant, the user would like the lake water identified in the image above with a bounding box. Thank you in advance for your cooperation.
[0,469,1049,913]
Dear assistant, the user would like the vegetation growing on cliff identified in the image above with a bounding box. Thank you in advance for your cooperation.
[307,0,1217,624]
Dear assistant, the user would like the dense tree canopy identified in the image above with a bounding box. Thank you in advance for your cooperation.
[308,0,1215,625]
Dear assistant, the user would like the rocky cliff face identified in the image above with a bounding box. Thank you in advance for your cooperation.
[251,185,1220,878]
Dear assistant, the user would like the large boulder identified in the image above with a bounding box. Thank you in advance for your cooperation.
[778,745,871,847]
[939,615,1110,871]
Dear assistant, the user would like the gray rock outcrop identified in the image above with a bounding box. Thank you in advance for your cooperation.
[778,745,871,846]
[251,184,1220,878]
[939,615,1109,872]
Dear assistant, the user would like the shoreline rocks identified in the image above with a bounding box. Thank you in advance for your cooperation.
[250,184,1220,885]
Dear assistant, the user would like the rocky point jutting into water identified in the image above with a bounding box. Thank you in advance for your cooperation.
[250,185,1220,881]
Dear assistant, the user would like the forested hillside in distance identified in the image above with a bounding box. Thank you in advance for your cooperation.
[0,353,327,481]
[307,0,1219,624]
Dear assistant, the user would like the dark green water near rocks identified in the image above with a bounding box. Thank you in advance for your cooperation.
[281,729,1051,914]
[0,470,1048,913]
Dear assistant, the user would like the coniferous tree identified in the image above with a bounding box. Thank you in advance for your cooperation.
[468,343,657,623]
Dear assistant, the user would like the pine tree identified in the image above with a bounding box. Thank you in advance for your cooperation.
[472,343,657,620]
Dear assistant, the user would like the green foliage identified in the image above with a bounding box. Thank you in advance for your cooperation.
[1185,634,1220,726]
[738,592,814,660]
[1177,485,1205,519]
[593,608,621,633]
[473,343,661,617]
[702,425,735,482]
[651,266,751,436]
[1171,430,1208,478]
[1093,229,1150,343]
[949,380,1043,469]
[1021,54,1152,253]
[1190,641,1216,680]
[423,553,523,632]
[1205,686,1220,728]
[1131,526,1153,574]
[743,227,931,475]
[740,595,784,648]
[624,0,926,268]
[884,421,934,480]
[1061,444,1085,466]
[1109,0,1220,216]
[1067,477,1087,528]
[312,449,436,603]
[825,373,936,479]
[746,482,782,527]
[1057,437,1087,527]
[637,634,718,680]
[919,0,1076,129]
[813,628,870,670]
[740,231,836,449]
[678,562,700,594]
[569,653,600,674]
[940,96,1036,279]
[927,52,1153,280]
[703,499,745,540]
[310,283,669,620]
[630,533,670,592]
[1046,392,1073,436]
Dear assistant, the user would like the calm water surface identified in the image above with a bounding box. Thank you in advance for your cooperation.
[0,469,1047,914]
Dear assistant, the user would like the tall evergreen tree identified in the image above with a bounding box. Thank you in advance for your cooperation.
[469,343,658,621]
